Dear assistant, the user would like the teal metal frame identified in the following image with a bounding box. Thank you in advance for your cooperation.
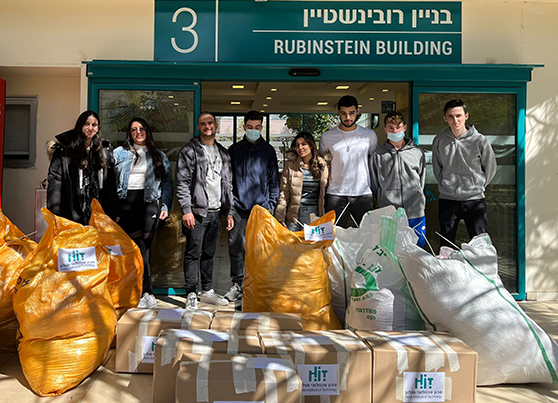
[85,60,536,299]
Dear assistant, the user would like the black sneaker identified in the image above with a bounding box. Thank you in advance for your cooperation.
[224,283,243,301]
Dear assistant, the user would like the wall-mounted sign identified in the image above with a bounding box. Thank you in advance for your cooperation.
[155,1,462,64]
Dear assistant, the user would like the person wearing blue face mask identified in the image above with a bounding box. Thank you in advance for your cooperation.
[225,110,279,302]
[369,112,427,247]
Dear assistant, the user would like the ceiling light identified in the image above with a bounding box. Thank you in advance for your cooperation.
[232,85,244,89]
[382,89,389,92]
[271,88,277,92]
[266,96,272,100]
[174,103,179,106]
[263,104,268,107]
[317,102,328,106]
[260,109,266,112]
[369,97,375,101]
[230,101,241,105]
[358,104,363,108]
[168,95,174,99]
[336,85,350,90]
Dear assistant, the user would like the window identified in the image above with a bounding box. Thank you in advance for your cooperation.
[4,96,37,168]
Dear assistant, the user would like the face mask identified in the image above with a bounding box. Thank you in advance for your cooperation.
[245,129,261,142]
[387,131,405,142]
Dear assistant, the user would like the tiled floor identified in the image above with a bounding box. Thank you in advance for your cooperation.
[1,300,558,402]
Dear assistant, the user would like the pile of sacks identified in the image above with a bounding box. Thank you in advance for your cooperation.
[2,200,143,396]
[325,205,558,385]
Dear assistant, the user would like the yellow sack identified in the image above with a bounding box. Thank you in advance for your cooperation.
[89,199,143,318]
[243,205,342,330]
[13,208,117,397]
[0,210,36,352]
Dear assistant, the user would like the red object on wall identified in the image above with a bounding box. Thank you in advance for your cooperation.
[0,78,5,207]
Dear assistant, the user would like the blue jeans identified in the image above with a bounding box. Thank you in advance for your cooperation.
[228,209,250,286]
[182,211,222,295]
[286,204,319,232]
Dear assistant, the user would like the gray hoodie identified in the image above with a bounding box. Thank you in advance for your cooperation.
[370,138,426,219]
[432,125,497,201]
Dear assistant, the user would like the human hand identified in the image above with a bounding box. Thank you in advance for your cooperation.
[226,215,234,231]
[159,210,169,220]
[182,213,195,229]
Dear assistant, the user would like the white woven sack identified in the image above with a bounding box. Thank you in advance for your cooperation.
[346,211,422,332]
[396,234,558,385]
[327,206,395,324]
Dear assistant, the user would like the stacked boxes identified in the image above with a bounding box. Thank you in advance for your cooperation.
[153,329,262,403]
[115,308,213,373]
[211,311,304,332]
[357,331,478,403]
[176,353,302,403]
[260,330,372,402]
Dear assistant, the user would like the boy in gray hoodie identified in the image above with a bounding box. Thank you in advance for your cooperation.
[432,99,497,248]
[370,112,426,247]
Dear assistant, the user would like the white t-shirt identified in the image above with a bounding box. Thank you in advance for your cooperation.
[128,145,147,190]
[319,125,378,196]
[201,143,222,210]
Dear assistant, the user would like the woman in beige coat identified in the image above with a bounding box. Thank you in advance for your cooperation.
[275,131,329,231]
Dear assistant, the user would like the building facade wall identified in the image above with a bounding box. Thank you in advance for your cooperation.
[0,0,557,297]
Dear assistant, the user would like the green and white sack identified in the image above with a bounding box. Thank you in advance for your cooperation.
[345,209,423,332]
[396,234,558,385]
[327,206,396,325]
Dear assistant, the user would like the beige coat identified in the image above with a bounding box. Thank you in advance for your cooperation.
[274,151,329,224]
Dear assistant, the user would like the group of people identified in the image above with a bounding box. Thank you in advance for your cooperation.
[46,95,496,310]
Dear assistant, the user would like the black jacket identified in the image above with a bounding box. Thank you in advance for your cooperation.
[47,130,119,224]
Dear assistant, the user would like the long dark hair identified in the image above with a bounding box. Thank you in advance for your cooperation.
[291,131,325,180]
[123,117,167,180]
[68,110,107,170]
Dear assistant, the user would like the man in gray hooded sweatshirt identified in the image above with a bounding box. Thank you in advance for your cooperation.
[432,99,497,248]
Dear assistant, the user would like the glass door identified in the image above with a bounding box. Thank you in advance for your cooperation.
[412,88,526,298]
[91,83,200,292]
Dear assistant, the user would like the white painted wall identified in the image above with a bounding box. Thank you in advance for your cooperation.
[1,0,558,297]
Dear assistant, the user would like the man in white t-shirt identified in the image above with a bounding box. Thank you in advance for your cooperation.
[319,95,378,227]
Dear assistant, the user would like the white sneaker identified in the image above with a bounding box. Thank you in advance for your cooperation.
[200,289,229,306]
[186,292,198,310]
[137,293,157,309]
[224,283,243,302]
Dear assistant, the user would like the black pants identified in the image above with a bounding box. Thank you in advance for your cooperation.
[438,198,488,248]
[324,194,375,228]
[119,190,160,295]
[228,209,250,287]
[182,211,222,295]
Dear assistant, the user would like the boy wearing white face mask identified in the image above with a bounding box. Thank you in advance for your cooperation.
[225,110,279,302]
[369,112,427,247]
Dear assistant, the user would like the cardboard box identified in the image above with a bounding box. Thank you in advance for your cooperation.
[357,331,478,403]
[115,308,213,373]
[176,353,302,403]
[260,330,372,403]
[211,311,303,332]
[153,329,262,403]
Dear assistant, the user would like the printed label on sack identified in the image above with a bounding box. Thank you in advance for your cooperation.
[105,244,123,256]
[58,246,98,272]
[299,364,339,396]
[157,309,186,320]
[304,221,335,241]
[141,336,158,363]
[403,372,444,402]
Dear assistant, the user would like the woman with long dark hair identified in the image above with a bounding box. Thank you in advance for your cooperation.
[275,131,329,231]
[47,110,118,224]
[113,118,173,308]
